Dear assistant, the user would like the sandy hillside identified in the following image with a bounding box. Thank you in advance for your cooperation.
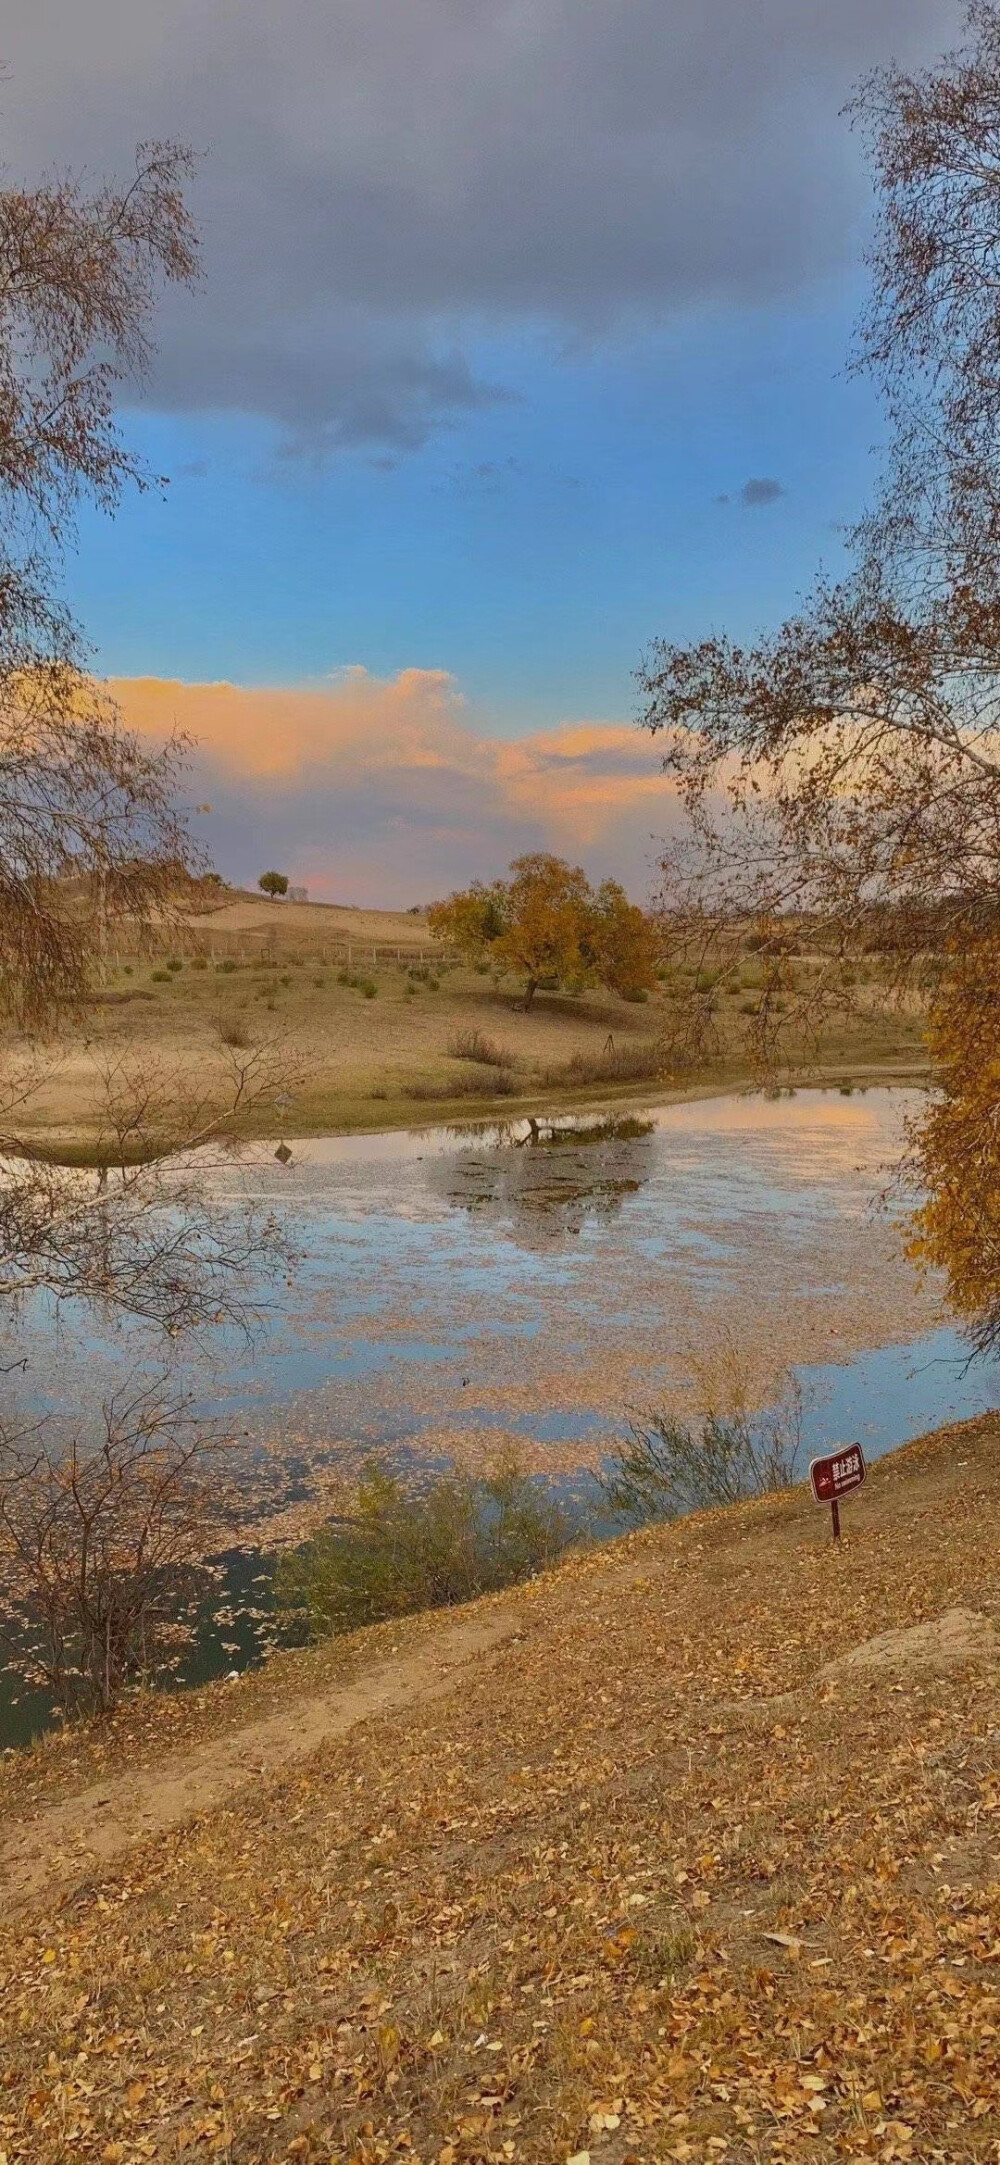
[194,893,439,953]
[5,924,931,1154]
[2,1412,998,2161]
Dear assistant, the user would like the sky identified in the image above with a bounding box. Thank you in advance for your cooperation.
[3,0,963,904]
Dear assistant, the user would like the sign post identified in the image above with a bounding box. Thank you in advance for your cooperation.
[809,1443,866,1541]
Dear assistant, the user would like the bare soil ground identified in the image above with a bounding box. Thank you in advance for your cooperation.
[6,894,931,1154]
[2,1410,998,2161]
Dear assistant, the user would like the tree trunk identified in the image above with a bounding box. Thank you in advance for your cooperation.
[523,978,537,1008]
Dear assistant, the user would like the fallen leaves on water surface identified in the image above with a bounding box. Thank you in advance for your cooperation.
[1,1416,999,2161]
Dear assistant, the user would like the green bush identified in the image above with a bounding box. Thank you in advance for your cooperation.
[216,959,238,974]
[601,1390,801,1526]
[150,969,170,982]
[191,955,208,971]
[275,1456,573,1639]
[166,957,183,972]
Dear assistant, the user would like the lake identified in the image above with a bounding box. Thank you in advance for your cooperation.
[3,1084,998,1745]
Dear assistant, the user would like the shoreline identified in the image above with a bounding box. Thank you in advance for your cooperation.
[16,1051,933,1167]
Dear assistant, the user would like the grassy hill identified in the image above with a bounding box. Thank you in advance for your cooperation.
[5,894,932,1155]
[2,1412,998,2160]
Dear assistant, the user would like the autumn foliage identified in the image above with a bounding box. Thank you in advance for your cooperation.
[906,938,1000,1354]
[429,852,658,1006]
[639,4,1000,1351]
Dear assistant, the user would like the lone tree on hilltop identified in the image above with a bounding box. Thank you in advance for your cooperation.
[429,852,658,1007]
[258,870,289,900]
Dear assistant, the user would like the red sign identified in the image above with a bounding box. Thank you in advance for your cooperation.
[809,1443,866,1505]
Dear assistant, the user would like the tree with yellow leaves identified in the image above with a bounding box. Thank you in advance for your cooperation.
[429,853,657,1008]
[906,943,1000,1355]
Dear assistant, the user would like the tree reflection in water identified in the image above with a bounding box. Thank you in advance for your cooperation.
[426,1113,656,1249]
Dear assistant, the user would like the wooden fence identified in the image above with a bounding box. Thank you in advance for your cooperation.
[106,924,443,971]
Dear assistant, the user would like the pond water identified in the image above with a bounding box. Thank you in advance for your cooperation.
[11,1083,1000,1480]
[3,1085,999,1747]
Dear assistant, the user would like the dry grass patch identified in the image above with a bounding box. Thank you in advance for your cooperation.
[405,1067,519,1101]
[543,1039,668,1086]
[447,1027,516,1069]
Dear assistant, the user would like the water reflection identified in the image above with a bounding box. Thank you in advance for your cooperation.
[427,1114,656,1247]
[5,1086,1000,1750]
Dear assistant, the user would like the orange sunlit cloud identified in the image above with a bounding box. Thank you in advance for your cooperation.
[114,670,680,905]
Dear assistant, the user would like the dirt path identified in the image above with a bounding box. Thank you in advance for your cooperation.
[0,1607,523,1913]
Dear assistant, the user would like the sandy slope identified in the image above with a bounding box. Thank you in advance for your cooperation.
[2,1412,998,2161]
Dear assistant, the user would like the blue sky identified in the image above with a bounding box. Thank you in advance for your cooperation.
[5,0,962,897]
[70,286,870,730]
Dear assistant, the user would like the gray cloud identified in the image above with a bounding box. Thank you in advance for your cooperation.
[738,477,786,507]
[1,0,960,452]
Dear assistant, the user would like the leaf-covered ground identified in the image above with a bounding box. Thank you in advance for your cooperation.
[1,1413,998,2163]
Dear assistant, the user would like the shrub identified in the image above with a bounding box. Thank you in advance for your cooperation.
[275,1455,573,1640]
[217,1013,251,1048]
[166,957,183,972]
[601,1369,802,1526]
[150,968,170,982]
[216,958,238,974]
[0,1393,234,1719]
[447,1028,515,1068]
[191,954,208,971]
